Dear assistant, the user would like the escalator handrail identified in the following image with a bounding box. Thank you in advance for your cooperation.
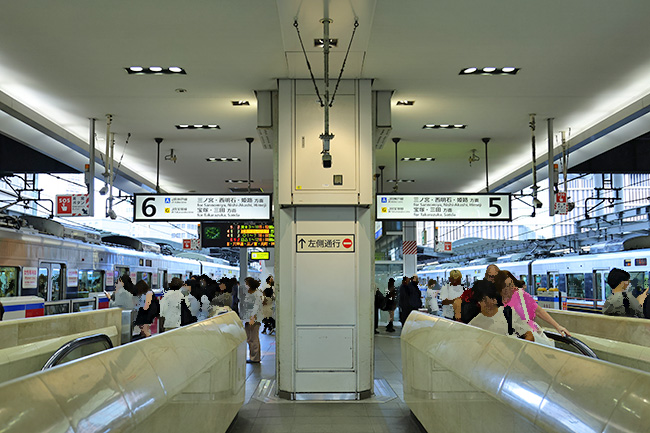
[543,331,598,359]
[42,333,113,370]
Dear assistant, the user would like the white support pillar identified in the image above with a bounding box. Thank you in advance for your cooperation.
[402,221,417,278]
[274,79,374,400]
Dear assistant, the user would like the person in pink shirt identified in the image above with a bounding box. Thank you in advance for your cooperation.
[495,270,570,337]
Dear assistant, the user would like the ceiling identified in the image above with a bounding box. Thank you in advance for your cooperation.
[1,0,650,197]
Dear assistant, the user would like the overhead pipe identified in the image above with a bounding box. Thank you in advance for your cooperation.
[155,137,163,193]
[392,137,400,192]
[319,17,334,167]
[482,137,490,193]
[547,118,555,217]
[88,118,95,217]
[561,131,568,194]
[529,114,540,210]
[108,132,116,219]
[103,114,113,191]
[246,137,254,193]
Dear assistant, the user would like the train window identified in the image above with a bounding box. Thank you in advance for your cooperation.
[548,273,561,290]
[136,272,152,286]
[628,271,646,297]
[567,273,585,298]
[171,273,183,281]
[116,267,130,283]
[533,274,543,290]
[0,267,19,297]
[519,275,528,288]
[78,270,104,297]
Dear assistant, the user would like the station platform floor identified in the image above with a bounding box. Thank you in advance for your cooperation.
[227,325,426,433]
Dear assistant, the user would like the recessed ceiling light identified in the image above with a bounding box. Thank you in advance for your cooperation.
[386,179,416,183]
[314,38,338,47]
[175,124,221,129]
[125,66,187,75]
[423,124,466,129]
[206,157,241,162]
[401,157,435,161]
[225,179,253,183]
[396,100,415,106]
[459,67,520,76]
[232,100,250,106]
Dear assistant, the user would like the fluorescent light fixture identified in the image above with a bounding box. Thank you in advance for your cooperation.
[225,179,253,183]
[396,100,415,106]
[232,100,250,106]
[459,67,520,75]
[206,157,241,162]
[401,157,435,161]
[386,179,416,183]
[125,66,187,75]
[423,124,466,129]
[175,124,221,129]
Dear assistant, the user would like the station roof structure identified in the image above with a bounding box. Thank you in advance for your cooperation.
[1,1,650,197]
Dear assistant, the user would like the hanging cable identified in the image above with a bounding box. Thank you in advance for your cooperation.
[293,20,324,107]
[329,20,359,107]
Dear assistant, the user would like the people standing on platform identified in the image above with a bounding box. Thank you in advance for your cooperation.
[454,265,500,323]
[468,280,533,340]
[134,280,157,338]
[495,270,570,338]
[105,274,136,310]
[261,276,276,334]
[241,277,264,363]
[440,270,464,320]
[426,278,439,315]
[602,268,648,318]
[385,278,397,332]
[231,277,241,315]
[160,277,185,331]
[399,275,422,325]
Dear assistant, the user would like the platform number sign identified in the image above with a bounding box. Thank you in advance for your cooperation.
[133,194,271,221]
[377,193,511,221]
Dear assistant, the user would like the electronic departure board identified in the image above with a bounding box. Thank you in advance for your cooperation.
[201,222,275,247]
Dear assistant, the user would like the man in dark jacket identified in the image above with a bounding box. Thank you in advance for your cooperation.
[399,275,422,325]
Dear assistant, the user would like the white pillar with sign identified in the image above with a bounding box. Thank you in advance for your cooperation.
[274,79,374,399]
[402,221,417,279]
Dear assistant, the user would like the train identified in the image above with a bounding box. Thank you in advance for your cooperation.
[0,214,259,320]
[418,249,650,313]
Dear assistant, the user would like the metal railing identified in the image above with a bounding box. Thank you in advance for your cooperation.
[544,331,598,358]
[42,333,113,370]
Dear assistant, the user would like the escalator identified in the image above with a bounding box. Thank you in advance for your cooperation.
[543,331,598,358]
[42,334,113,370]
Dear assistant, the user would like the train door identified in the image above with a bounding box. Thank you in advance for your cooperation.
[593,269,609,303]
[158,269,168,290]
[37,262,66,301]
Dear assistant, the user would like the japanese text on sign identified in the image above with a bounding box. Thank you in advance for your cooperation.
[133,194,271,221]
[376,194,511,221]
[296,235,355,253]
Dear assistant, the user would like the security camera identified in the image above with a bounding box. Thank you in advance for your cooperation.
[99,185,108,196]
[322,153,332,168]
[108,209,117,220]
[533,198,543,208]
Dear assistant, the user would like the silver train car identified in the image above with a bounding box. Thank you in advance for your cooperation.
[0,215,257,319]
[418,250,650,313]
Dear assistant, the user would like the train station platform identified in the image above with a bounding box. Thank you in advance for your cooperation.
[2,309,650,432]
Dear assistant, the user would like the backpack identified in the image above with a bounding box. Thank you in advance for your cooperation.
[148,294,160,318]
[180,297,197,326]
[375,289,387,311]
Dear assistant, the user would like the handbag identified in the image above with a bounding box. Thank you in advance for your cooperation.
[518,289,554,347]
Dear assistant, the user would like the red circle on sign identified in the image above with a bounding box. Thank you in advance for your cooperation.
[342,238,353,248]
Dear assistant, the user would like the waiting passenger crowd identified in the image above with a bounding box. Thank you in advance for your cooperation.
[105,274,276,363]
[376,265,650,344]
